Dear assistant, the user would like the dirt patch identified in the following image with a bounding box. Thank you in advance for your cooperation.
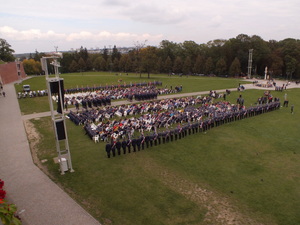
[137,157,269,225]
[23,119,54,179]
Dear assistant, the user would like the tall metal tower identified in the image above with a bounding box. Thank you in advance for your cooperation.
[247,49,253,79]
[41,52,74,175]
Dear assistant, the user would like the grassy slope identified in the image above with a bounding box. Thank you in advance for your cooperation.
[30,85,300,225]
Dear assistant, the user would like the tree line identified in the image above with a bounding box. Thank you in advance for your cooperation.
[2,34,300,79]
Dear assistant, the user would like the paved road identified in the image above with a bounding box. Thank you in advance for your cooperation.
[0,78,298,225]
[0,83,101,225]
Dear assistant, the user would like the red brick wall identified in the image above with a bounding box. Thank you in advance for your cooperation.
[0,62,27,85]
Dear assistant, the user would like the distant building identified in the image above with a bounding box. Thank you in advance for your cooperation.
[71,46,136,54]
[0,60,27,84]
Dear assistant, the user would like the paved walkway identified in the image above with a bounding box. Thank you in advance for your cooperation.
[0,78,299,225]
[0,83,101,225]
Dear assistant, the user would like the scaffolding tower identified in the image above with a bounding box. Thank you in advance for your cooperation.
[41,52,74,175]
[247,49,253,79]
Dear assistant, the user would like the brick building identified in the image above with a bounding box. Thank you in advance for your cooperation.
[0,61,27,85]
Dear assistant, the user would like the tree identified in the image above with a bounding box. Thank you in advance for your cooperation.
[78,57,86,72]
[134,40,147,77]
[79,46,89,61]
[229,57,241,76]
[61,52,75,73]
[113,58,120,72]
[86,58,93,71]
[215,58,227,75]
[69,60,79,72]
[0,38,15,62]
[112,45,121,61]
[106,56,113,72]
[285,55,298,80]
[173,56,183,74]
[280,38,300,78]
[205,57,214,74]
[102,48,109,61]
[164,56,172,73]
[159,40,179,62]
[270,50,284,77]
[23,59,42,75]
[119,54,131,72]
[93,56,104,71]
[181,41,200,62]
[193,55,205,74]
[140,46,159,78]
[182,56,192,75]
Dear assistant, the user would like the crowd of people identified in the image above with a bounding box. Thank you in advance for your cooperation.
[17,81,163,99]
[102,100,280,158]
[62,84,181,109]
[17,90,48,98]
[66,90,281,158]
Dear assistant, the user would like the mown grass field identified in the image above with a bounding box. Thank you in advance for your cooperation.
[25,73,300,225]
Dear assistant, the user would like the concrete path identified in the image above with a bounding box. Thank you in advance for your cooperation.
[0,83,101,225]
[0,78,298,225]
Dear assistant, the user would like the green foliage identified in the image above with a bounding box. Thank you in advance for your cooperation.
[0,38,15,62]
[0,203,21,225]
[229,57,241,76]
[23,58,42,75]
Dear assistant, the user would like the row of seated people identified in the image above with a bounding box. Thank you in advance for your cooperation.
[90,99,281,145]
[64,81,162,94]
[68,95,213,127]
[18,90,48,99]
[105,100,281,157]
[63,85,181,108]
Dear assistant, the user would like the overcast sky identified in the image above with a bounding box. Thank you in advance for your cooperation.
[1,0,299,54]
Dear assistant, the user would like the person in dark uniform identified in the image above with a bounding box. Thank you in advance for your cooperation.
[111,142,116,157]
[105,143,111,158]
[150,133,158,147]
[162,132,166,144]
[75,101,79,111]
[122,139,127,154]
[183,125,188,136]
[174,128,178,140]
[145,135,150,148]
[165,130,170,143]
[82,99,87,109]
[156,132,161,145]
[116,140,122,155]
[127,139,132,153]
[87,99,92,108]
[169,129,174,141]
[132,138,137,152]
[141,134,145,150]
[137,137,141,151]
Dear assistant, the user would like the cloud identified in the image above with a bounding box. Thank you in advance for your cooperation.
[0,26,162,43]
[0,26,66,41]
[120,2,187,25]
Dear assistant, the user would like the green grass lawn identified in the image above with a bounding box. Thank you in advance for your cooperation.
[17,72,246,114]
[29,85,300,225]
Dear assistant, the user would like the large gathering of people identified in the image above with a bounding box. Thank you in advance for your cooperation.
[62,84,181,109]
[66,89,281,158]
